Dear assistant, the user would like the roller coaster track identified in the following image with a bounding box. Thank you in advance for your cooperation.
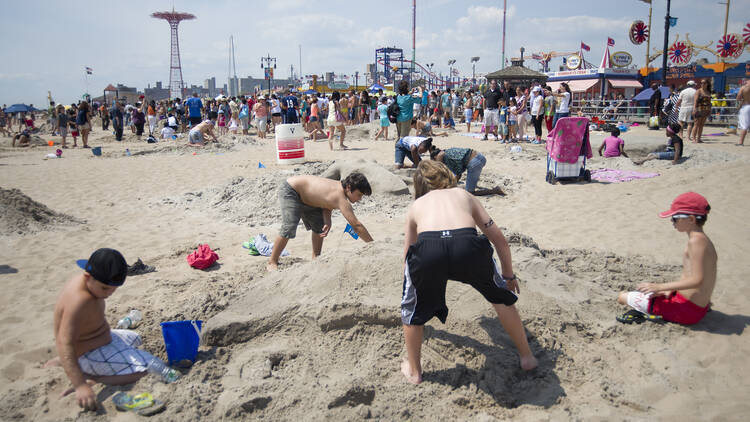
[375,58,470,87]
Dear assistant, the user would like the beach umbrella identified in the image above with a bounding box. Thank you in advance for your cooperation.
[215,94,227,101]
[303,89,317,95]
[631,86,670,101]
[4,104,35,113]
[368,83,384,93]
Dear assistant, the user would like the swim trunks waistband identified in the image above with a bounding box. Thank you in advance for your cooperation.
[417,227,477,240]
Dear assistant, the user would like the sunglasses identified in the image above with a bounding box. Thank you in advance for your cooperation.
[671,214,691,223]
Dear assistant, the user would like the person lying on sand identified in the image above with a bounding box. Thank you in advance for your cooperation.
[44,249,167,411]
[400,160,537,384]
[187,112,218,147]
[267,173,374,271]
[412,116,449,138]
[395,136,432,169]
[616,192,717,325]
[429,145,504,196]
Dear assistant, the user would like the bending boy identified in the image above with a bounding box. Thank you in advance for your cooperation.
[45,249,162,411]
[267,173,374,271]
[400,160,537,384]
[617,192,717,325]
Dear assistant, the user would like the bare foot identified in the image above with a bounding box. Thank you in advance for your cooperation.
[266,261,278,272]
[401,360,422,385]
[44,357,61,368]
[520,355,538,371]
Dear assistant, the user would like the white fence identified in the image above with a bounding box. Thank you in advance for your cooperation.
[570,98,740,126]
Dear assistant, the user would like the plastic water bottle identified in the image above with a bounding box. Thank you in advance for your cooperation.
[147,357,180,383]
[125,148,131,156]
[116,309,142,329]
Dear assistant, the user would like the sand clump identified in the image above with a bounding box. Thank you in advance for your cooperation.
[0,187,82,236]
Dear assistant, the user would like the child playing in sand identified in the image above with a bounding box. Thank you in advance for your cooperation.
[400,160,537,384]
[45,249,171,411]
[616,192,716,325]
[597,127,628,158]
[395,136,433,169]
[634,123,683,165]
[267,173,374,271]
[187,113,219,147]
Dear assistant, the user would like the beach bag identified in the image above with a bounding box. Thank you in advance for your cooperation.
[387,101,400,123]
[649,116,659,128]
[187,244,219,270]
[335,104,345,122]
[239,105,248,119]
[662,98,673,115]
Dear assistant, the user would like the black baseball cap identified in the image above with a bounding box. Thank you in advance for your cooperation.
[76,248,128,286]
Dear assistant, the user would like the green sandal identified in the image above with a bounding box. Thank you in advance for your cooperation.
[112,392,166,416]
[242,241,260,256]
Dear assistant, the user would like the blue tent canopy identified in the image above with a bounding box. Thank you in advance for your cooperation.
[4,104,37,113]
[368,83,384,93]
[303,89,317,95]
[632,86,671,102]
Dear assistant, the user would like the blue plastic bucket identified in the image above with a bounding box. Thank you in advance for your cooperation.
[92,146,102,156]
[160,320,202,365]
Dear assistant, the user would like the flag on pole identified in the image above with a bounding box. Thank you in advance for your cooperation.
[639,0,652,4]
[580,42,591,52]
[607,38,615,47]
[85,67,93,75]
[344,223,359,240]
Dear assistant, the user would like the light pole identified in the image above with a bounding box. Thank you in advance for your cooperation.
[426,63,434,90]
[260,54,277,97]
[447,59,456,89]
[471,57,480,88]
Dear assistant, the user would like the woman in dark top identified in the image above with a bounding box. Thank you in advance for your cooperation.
[76,101,92,148]
[635,122,683,165]
[429,146,504,196]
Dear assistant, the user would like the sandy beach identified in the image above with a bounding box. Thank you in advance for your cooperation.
[1,120,749,421]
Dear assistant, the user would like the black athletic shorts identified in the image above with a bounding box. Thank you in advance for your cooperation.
[401,228,517,325]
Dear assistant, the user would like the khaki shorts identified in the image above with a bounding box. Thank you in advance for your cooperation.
[78,122,91,131]
[278,181,324,239]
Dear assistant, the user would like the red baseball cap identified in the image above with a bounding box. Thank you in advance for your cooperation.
[659,192,710,218]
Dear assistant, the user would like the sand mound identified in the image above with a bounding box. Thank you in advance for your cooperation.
[157,161,332,225]
[0,188,82,235]
[321,159,410,195]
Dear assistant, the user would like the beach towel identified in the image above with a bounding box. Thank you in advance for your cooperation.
[458,132,487,139]
[187,244,219,269]
[590,169,659,183]
[546,117,592,164]
[252,233,289,257]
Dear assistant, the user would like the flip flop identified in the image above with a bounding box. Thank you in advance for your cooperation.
[112,392,166,416]
[242,241,260,256]
[616,309,661,324]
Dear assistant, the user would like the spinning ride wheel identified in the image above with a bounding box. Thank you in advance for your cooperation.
[742,23,750,44]
[629,20,649,45]
[668,41,692,65]
[716,33,742,58]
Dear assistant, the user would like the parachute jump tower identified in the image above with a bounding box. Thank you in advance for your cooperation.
[151,8,195,99]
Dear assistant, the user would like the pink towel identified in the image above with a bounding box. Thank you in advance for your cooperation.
[590,169,659,183]
[546,117,592,163]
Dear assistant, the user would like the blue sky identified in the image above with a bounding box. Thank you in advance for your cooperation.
[1,0,748,106]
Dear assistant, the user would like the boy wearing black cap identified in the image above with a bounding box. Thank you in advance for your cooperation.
[45,248,160,411]
[616,192,717,325]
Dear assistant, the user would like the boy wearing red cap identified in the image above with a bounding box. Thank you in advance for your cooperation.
[617,192,717,325]
[45,249,165,411]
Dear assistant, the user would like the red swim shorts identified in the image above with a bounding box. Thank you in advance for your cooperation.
[651,291,709,325]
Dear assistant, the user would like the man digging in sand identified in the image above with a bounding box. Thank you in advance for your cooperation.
[616,192,717,325]
[400,160,537,384]
[187,112,219,147]
[45,249,171,411]
[267,173,374,271]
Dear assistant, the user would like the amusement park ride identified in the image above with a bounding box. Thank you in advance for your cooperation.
[374,47,471,89]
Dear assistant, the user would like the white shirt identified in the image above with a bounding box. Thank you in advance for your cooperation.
[557,92,571,113]
[678,87,696,110]
[531,95,544,115]
[168,116,177,126]
[160,126,175,139]
[400,136,428,149]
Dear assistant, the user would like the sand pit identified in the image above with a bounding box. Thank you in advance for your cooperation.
[1,122,749,421]
[0,187,82,235]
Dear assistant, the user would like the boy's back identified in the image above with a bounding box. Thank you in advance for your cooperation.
[54,275,111,357]
[680,230,717,307]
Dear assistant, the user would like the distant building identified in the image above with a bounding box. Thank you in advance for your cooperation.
[204,77,216,96]
[144,81,169,101]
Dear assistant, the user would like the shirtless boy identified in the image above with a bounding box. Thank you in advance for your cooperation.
[736,79,750,146]
[187,112,219,147]
[45,249,163,410]
[617,192,717,325]
[267,173,374,271]
[400,160,537,384]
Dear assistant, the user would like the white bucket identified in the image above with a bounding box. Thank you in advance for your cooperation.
[275,123,306,164]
